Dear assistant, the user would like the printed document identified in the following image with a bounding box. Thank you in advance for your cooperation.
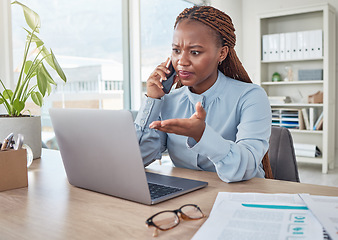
[300,194,338,240]
[192,192,323,240]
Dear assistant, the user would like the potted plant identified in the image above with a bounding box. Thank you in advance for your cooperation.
[0,1,66,159]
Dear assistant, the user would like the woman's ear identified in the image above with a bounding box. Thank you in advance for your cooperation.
[219,46,229,62]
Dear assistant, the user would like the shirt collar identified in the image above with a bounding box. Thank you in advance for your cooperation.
[184,71,227,108]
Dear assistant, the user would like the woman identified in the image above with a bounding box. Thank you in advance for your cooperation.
[135,6,272,183]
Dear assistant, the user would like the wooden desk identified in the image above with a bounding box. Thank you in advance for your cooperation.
[1,149,338,240]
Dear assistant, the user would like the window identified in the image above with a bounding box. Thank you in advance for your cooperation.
[140,0,193,94]
[10,0,197,148]
[11,0,124,147]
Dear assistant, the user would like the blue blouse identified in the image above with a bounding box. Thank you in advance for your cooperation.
[135,71,271,183]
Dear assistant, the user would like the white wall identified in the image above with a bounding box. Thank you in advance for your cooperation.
[211,0,338,161]
[209,0,243,60]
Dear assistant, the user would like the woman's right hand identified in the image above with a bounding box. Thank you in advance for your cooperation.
[146,58,175,99]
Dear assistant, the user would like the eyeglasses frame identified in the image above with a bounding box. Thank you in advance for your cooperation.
[145,204,205,236]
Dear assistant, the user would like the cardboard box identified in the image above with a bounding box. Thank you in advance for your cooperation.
[0,149,28,192]
[308,91,323,104]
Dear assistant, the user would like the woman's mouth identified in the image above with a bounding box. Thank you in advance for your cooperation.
[178,70,193,79]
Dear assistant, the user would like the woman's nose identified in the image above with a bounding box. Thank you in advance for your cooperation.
[177,52,190,66]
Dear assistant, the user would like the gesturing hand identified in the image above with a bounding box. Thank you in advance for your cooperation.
[149,102,206,142]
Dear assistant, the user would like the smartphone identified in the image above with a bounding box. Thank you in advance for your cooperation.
[162,61,176,94]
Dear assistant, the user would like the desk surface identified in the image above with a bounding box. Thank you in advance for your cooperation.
[1,149,338,240]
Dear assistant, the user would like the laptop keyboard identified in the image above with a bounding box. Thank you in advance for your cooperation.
[148,182,182,200]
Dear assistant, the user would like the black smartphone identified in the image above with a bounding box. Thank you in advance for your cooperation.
[162,61,176,94]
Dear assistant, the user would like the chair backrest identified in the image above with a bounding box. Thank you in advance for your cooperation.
[268,126,300,182]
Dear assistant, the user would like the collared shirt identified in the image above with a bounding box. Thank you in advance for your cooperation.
[135,71,272,183]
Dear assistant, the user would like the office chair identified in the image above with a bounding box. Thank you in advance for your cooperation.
[268,126,300,182]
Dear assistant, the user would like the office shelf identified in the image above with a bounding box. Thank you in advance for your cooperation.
[257,3,336,173]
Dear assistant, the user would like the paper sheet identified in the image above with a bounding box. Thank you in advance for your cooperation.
[193,192,323,240]
[300,194,338,240]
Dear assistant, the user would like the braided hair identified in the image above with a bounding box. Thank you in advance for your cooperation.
[174,6,252,83]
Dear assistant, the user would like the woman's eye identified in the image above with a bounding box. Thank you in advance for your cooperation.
[172,49,180,54]
[191,50,200,55]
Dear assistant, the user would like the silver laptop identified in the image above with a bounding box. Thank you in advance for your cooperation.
[49,108,207,205]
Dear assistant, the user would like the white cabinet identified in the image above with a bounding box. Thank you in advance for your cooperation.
[257,4,336,173]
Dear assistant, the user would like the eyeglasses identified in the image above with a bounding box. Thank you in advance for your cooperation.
[145,204,205,237]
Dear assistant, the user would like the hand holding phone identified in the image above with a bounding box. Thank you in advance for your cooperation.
[162,60,176,94]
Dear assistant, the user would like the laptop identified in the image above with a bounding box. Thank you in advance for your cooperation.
[49,108,207,205]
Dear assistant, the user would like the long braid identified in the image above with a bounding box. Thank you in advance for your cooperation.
[174,6,252,83]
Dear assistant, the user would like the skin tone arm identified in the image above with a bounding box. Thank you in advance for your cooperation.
[149,101,206,142]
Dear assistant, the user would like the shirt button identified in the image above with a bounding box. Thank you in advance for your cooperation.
[140,120,145,125]
[147,100,151,104]
[143,110,149,114]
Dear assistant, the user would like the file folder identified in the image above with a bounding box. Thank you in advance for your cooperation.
[279,33,286,60]
[297,31,304,59]
[262,35,269,61]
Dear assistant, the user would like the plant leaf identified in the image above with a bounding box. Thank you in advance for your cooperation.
[41,62,56,85]
[24,28,44,47]
[41,46,55,69]
[24,60,33,74]
[46,83,52,96]
[13,98,25,113]
[31,91,43,107]
[3,89,13,99]
[0,98,4,104]
[37,64,48,96]
[51,49,67,82]
[12,1,41,33]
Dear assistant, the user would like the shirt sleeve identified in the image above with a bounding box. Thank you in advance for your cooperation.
[134,96,167,166]
[187,87,271,183]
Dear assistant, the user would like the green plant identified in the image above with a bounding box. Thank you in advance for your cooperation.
[0,1,66,116]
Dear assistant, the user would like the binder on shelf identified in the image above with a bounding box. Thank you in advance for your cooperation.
[303,30,311,59]
[290,32,298,60]
[262,35,269,61]
[279,33,286,60]
[296,31,304,60]
[313,29,323,58]
[269,34,280,61]
[285,32,292,60]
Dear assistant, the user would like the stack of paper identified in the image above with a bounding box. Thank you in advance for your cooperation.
[294,143,321,157]
[268,96,291,105]
[192,192,338,240]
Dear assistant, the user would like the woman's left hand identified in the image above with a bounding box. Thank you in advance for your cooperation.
[149,102,206,142]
